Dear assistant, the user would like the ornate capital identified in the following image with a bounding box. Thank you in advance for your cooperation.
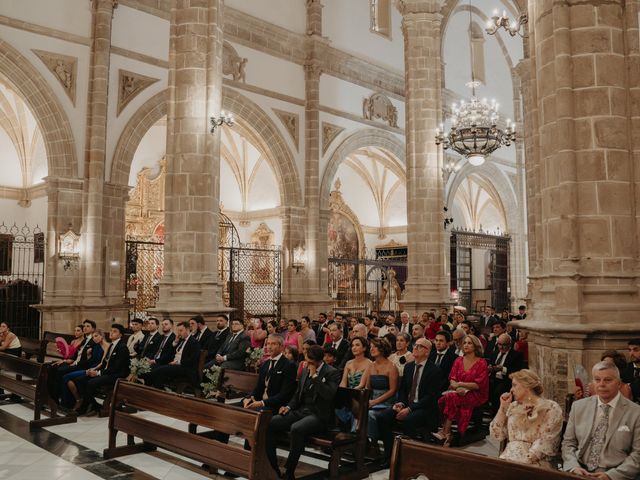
[303,57,323,78]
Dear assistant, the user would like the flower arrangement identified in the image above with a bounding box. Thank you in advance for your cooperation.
[245,347,264,372]
[128,357,152,383]
[201,365,224,399]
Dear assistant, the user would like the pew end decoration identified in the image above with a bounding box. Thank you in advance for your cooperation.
[201,365,224,399]
[245,347,264,372]
[128,357,152,383]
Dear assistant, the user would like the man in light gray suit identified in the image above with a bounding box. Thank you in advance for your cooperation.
[562,361,640,479]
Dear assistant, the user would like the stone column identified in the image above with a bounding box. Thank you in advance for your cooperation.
[397,0,450,312]
[517,0,640,403]
[154,0,228,322]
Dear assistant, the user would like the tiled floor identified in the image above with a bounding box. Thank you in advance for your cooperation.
[0,401,499,480]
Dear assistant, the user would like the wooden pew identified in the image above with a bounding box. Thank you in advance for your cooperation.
[220,369,259,401]
[168,349,208,397]
[103,380,274,480]
[20,337,47,363]
[0,352,76,429]
[389,437,577,480]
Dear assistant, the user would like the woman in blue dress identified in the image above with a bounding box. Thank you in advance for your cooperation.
[367,337,398,448]
[62,329,107,409]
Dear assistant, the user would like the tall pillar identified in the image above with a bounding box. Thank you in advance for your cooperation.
[397,1,449,312]
[518,0,640,403]
[281,0,332,318]
[154,0,228,322]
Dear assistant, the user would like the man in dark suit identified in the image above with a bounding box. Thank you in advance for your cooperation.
[244,334,297,412]
[207,315,230,360]
[484,321,507,359]
[622,338,640,403]
[146,321,200,388]
[189,315,214,352]
[75,323,130,415]
[378,337,443,464]
[136,317,163,359]
[429,330,457,389]
[209,318,250,371]
[149,318,176,366]
[324,323,349,368]
[314,312,329,343]
[265,344,341,480]
[488,333,524,412]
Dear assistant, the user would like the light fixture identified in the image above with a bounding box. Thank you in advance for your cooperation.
[292,245,306,273]
[209,110,234,133]
[58,227,80,271]
[485,9,528,37]
[442,158,462,182]
[443,206,454,230]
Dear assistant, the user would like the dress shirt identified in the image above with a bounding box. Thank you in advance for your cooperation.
[174,335,190,365]
[434,350,446,367]
[407,360,427,405]
[495,349,509,379]
[580,392,622,469]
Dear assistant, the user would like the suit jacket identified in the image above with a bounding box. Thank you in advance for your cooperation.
[429,348,457,388]
[621,363,640,404]
[324,339,349,368]
[250,356,297,411]
[220,331,251,371]
[288,363,341,423]
[485,337,499,359]
[208,328,230,358]
[101,340,130,378]
[398,361,443,414]
[74,337,97,369]
[138,331,162,359]
[175,335,201,371]
[314,322,329,343]
[562,394,640,480]
[153,332,176,365]
[195,327,214,351]
[396,322,414,336]
[488,348,524,382]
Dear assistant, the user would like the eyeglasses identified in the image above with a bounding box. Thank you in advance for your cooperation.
[497,343,510,347]
[413,344,429,350]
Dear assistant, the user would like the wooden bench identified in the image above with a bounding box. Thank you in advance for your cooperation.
[389,437,577,480]
[168,349,208,397]
[103,380,273,480]
[0,352,76,429]
[20,337,47,363]
[219,369,259,401]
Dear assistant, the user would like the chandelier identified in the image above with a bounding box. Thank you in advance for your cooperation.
[435,81,515,166]
[485,9,528,37]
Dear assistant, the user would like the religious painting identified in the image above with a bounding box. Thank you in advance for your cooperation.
[328,211,359,260]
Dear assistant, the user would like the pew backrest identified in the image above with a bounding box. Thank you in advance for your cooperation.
[220,369,259,399]
[20,337,46,363]
[389,437,576,480]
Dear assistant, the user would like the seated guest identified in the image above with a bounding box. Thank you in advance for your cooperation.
[296,340,316,379]
[145,321,199,389]
[299,316,316,344]
[265,345,341,480]
[425,312,441,339]
[126,318,145,358]
[433,334,489,446]
[337,323,369,369]
[0,322,22,356]
[284,345,299,364]
[429,330,457,387]
[339,337,371,389]
[514,330,528,363]
[149,318,176,366]
[562,361,640,478]
[383,332,397,354]
[207,315,230,360]
[364,315,378,339]
[54,325,85,360]
[410,324,425,351]
[284,319,302,352]
[367,338,398,447]
[189,315,214,351]
[397,311,413,336]
[248,317,267,350]
[323,346,338,367]
[75,324,130,415]
[64,329,107,409]
[378,338,443,464]
[488,333,525,413]
[389,333,414,377]
[266,319,279,337]
[452,328,465,356]
[209,318,250,371]
[622,339,640,403]
[490,369,563,468]
[243,334,297,412]
[484,321,507,359]
[468,322,488,350]
[324,323,349,368]
[575,350,633,401]
[377,315,397,338]
[515,305,527,320]
[136,317,163,359]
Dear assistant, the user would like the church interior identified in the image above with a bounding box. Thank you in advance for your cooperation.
[0,0,639,479]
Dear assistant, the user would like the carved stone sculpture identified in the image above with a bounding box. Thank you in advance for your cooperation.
[273,109,299,150]
[223,41,248,83]
[322,122,345,155]
[363,92,399,128]
[32,50,78,105]
[117,70,159,116]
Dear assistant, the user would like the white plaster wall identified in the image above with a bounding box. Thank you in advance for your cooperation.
[0,196,47,229]
[111,5,170,61]
[233,216,284,246]
[225,0,306,35]
[0,0,92,38]
[384,184,407,227]
[128,122,166,186]
[220,159,242,211]
[335,165,380,227]
[0,26,90,178]
[323,0,404,73]
[247,160,279,210]
[0,129,22,187]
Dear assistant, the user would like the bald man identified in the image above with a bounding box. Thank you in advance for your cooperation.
[488,333,524,413]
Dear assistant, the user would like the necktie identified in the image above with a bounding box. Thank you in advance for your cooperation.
[408,364,423,404]
[155,335,169,360]
[496,352,505,366]
[436,353,443,366]
[266,359,276,380]
[586,404,611,471]
[104,344,114,369]
[73,337,91,365]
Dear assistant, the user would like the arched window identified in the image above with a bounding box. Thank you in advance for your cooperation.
[370,0,391,39]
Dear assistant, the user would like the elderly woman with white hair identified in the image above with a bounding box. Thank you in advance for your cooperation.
[490,369,564,468]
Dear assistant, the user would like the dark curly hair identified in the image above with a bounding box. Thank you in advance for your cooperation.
[370,337,392,358]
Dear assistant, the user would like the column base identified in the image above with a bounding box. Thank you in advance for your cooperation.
[400,280,452,312]
[35,301,129,333]
[513,319,637,406]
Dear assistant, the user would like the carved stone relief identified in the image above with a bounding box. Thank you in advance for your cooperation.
[273,109,299,151]
[322,122,345,155]
[125,159,166,240]
[363,92,398,128]
[32,50,78,105]
[117,70,159,116]
[223,41,248,83]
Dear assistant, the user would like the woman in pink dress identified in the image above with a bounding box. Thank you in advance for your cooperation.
[433,334,489,446]
[283,319,302,351]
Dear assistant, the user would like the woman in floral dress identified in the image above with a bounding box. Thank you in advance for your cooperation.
[489,369,563,468]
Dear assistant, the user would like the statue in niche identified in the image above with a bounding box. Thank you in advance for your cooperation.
[379,268,402,312]
[363,92,398,128]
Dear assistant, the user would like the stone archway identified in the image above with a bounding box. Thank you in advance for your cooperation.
[110,87,302,207]
[320,129,405,210]
[0,39,78,178]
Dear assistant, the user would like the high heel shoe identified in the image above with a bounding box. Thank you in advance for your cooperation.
[431,429,446,441]
[442,433,453,448]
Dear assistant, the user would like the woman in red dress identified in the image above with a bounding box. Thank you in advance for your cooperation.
[433,334,489,446]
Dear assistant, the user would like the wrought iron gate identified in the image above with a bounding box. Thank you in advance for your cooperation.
[125,239,164,322]
[0,223,45,338]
